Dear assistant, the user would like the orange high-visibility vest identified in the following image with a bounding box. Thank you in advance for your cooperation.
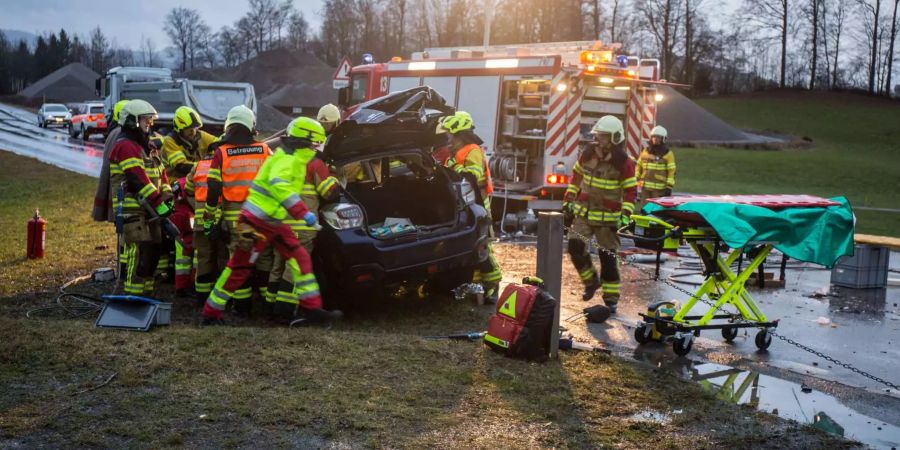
[455,144,494,195]
[219,142,270,202]
[192,158,213,203]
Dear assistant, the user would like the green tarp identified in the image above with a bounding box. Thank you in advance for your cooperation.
[643,197,855,268]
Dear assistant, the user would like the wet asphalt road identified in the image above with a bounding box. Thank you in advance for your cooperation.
[2,101,899,447]
[0,103,104,177]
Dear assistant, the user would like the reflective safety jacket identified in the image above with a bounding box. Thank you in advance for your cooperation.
[636,145,676,191]
[109,134,170,215]
[161,130,217,177]
[241,146,311,224]
[207,141,270,223]
[447,143,493,203]
[185,156,215,229]
[565,144,637,225]
[284,150,339,232]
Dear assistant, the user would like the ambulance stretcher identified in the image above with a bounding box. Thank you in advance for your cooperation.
[617,195,844,357]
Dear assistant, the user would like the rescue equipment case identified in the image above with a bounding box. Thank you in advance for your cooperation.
[484,278,557,361]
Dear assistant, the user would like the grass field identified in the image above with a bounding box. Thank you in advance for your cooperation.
[677,91,900,237]
[0,153,850,448]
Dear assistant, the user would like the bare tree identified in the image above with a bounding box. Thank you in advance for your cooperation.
[140,35,157,67]
[164,7,202,72]
[886,0,899,94]
[637,0,683,81]
[89,26,109,74]
[807,0,821,89]
[287,11,309,51]
[857,0,882,94]
[743,0,790,88]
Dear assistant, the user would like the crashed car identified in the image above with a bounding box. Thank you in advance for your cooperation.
[313,87,492,304]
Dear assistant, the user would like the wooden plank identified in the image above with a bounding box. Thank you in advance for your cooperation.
[855,233,900,251]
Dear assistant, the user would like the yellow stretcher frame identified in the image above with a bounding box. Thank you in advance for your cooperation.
[621,215,779,356]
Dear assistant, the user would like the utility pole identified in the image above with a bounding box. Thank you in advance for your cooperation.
[483,0,496,47]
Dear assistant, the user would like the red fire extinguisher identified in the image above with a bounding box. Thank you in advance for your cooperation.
[27,209,46,259]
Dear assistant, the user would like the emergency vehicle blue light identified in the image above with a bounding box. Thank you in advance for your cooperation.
[616,55,628,67]
[362,53,374,64]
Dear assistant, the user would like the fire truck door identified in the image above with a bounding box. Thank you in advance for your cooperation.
[457,76,500,156]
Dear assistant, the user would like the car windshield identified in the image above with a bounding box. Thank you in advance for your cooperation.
[350,74,369,105]
[89,106,104,114]
[45,105,67,112]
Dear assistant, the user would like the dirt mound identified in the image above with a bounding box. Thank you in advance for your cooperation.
[656,86,753,144]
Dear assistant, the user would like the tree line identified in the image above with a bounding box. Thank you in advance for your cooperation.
[1,0,897,97]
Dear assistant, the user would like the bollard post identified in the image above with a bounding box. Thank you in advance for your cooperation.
[537,212,563,359]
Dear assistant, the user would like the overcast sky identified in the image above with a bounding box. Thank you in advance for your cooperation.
[0,0,325,49]
[2,0,743,51]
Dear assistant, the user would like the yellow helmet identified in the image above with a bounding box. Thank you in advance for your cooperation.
[112,99,130,123]
[439,111,474,134]
[286,116,326,146]
[173,106,202,132]
[224,105,256,131]
[591,115,625,145]
[317,103,340,125]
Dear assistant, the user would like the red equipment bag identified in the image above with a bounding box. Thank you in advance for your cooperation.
[484,277,557,361]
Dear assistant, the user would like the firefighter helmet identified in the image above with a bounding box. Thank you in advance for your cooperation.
[224,105,256,132]
[173,106,202,132]
[112,99,130,123]
[650,125,668,143]
[286,116,326,146]
[439,111,474,134]
[317,103,340,125]
[119,99,157,127]
[591,115,624,145]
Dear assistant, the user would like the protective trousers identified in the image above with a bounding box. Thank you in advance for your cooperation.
[567,217,621,307]
[122,239,162,296]
[638,188,667,212]
[193,230,229,304]
[205,214,321,318]
[472,197,502,297]
[169,207,194,292]
[267,230,316,317]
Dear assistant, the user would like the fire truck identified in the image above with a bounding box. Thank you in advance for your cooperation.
[335,41,667,218]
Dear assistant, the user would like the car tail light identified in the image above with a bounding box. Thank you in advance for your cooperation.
[321,203,364,229]
[356,273,373,282]
[546,174,568,185]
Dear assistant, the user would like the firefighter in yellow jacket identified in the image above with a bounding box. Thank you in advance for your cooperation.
[635,125,676,208]
[438,111,502,303]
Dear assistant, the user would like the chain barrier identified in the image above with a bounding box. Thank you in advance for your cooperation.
[559,222,899,391]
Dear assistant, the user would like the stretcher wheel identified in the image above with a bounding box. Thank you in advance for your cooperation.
[721,327,738,342]
[634,323,651,344]
[673,334,693,357]
[755,329,772,350]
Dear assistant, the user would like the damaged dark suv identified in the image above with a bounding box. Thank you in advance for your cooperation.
[314,87,492,304]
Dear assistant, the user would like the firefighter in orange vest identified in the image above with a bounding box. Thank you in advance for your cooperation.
[108,99,173,295]
[266,128,340,322]
[184,152,229,306]
[203,105,271,315]
[438,111,502,303]
[563,115,637,313]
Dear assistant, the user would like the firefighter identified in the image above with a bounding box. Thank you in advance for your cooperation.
[184,151,229,307]
[635,125,676,208]
[108,99,173,295]
[317,103,341,135]
[169,177,195,296]
[161,106,217,178]
[563,115,637,313]
[266,123,341,322]
[438,111,502,303]
[201,117,342,326]
[93,99,130,283]
[203,105,271,316]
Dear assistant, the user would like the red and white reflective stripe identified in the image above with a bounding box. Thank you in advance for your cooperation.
[563,83,584,156]
[546,71,567,156]
[625,85,644,158]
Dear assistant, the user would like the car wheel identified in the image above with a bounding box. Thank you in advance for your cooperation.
[38,120,43,128]
[68,124,75,137]
[80,124,87,140]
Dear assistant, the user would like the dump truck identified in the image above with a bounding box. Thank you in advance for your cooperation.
[97,66,256,131]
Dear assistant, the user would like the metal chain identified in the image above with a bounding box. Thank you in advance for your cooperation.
[561,223,900,391]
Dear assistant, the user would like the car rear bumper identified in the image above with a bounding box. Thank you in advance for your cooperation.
[317,208,490,290]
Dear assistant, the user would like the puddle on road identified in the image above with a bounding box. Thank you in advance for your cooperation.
[628,409,679,425]
[633,349,900,448]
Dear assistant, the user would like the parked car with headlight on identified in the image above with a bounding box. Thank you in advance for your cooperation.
[313,87,491,306]
[37,103,72,128]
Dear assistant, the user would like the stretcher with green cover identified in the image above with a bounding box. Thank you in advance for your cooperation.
[618,194,855,356]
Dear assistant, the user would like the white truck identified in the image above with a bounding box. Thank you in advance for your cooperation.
[97,66,256,131]
[336,41,675,221]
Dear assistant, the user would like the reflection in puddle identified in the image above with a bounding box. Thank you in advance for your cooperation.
[633,349,900,448]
